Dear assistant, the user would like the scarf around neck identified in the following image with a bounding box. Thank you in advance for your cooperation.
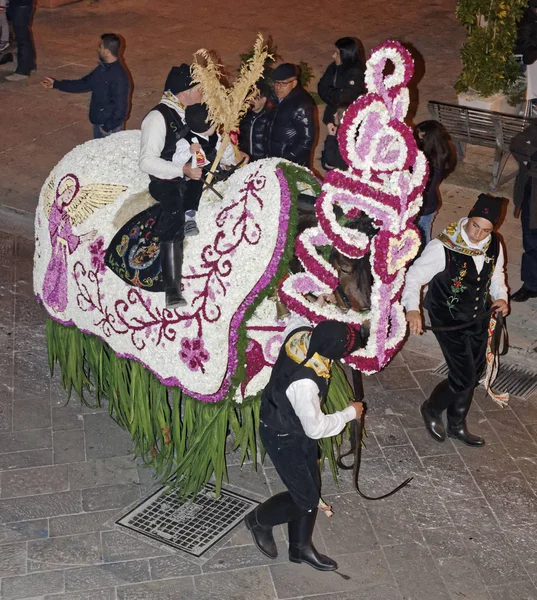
[285,330,332,379]
[437,218,492,261]
[160,91,186,114]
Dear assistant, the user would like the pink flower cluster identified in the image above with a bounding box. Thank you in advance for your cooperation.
[280,40,428,373]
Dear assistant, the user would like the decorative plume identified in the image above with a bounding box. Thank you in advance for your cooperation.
[191,34,271,134]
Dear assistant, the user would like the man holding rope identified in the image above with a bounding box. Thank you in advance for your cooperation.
[402,194,509,446]
[245,308,364,572]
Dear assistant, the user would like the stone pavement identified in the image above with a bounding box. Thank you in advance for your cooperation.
[2,0,537,598]
[2,230,537,600]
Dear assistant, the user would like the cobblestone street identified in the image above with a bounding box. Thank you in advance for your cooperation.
[1,0,537,598]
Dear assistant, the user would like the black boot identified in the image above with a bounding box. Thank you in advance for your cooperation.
[446,389,485,446]
[160,240,187,308]
[245,492,304,560]
[288,508,338,571]
[420,379,452,442]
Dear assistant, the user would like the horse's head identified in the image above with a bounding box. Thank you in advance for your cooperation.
[331,214,376,315]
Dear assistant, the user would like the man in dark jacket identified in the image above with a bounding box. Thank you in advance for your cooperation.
[238,80,270,161]
[510,121,537,301]
[264,63,316,167]
[4,0,35,81]
[516,0,537,66]
[41,34,130,139]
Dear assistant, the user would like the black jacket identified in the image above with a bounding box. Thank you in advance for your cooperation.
[317,62,365,124]
[321,134,347,171]
[264,86,316,167]
[516,8,537,65]
[54,60,130,131]
[238,108,268,161]
[510,123,537,230]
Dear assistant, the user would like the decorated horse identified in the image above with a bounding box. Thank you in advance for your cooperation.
[33,40,427,496]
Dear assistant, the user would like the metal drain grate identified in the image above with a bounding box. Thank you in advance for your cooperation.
[116,484,258,557]
[433,362,537,399]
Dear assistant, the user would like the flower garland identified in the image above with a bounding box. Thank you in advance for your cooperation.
[280,41,428,373]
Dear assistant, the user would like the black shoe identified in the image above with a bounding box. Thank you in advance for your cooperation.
[244,509,278,559]
[288,509,338,572]
[511,286,537,303]
[447,424,485,446]
[420,400,446,442]
[184,219,199,237]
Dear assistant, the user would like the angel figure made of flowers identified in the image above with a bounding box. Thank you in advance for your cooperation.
[42,173,127,314]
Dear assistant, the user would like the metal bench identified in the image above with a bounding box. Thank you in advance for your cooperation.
[428,100,532,190]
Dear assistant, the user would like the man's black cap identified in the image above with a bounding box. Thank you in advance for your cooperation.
[271,63,299,81]
[185,103,211,134]
[164,64,195,94]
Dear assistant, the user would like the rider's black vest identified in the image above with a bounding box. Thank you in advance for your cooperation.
[149,104,190,181]
[260,327,328,437]
[424,233,499,327]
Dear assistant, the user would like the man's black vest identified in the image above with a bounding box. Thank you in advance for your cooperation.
[149,104,190,181]
[259,327,328,437]
[424,233,500,327]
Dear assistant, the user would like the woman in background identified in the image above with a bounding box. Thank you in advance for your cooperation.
[318,37,365,125]
[414,120,456,245]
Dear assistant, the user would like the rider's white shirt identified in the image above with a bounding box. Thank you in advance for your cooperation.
[139,106,186,181]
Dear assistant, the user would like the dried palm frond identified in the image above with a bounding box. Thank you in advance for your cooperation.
[193,34,273,184]
[228,34,272,132]
[191,49,230,131]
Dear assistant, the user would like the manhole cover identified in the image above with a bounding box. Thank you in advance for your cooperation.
[116,484,258,557]
[434,362,537,399]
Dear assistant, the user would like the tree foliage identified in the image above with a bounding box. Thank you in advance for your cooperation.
[455,0,526,101]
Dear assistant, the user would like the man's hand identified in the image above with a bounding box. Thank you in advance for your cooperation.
[183,163,202,180]
[327,123,337,136]
[41,77,55,89]
[406,310,423,335]
[491,299,509,317]
[349,401,363,420]
[316,293,336,307]
[239,151,250,165]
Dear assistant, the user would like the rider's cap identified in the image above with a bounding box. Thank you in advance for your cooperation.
[185,103,211,135]
[165,64,195,95]
[468,194,505,227]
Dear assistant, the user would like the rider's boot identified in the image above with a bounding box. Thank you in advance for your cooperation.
[160,239,187,308]
[446,388,485,446]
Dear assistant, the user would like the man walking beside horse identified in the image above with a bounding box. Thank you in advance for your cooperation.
[403,194,509,447]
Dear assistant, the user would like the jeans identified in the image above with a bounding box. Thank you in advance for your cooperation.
[92,123,124,139]
[521,192,537,292]
[417,212,436,246]
[0,8,9,44]
[7,3,35,75]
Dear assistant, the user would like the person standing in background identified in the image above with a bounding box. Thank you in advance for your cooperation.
[41,34,130,139]
[4,0,35,81]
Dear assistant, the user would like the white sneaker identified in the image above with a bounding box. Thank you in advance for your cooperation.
[0,42,9,52]
[5,73,28,82]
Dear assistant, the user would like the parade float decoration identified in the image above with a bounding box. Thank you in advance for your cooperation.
[280,41,427,374]
[34,40,426,495]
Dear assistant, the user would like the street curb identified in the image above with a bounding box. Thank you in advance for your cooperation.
[0,205,35,240]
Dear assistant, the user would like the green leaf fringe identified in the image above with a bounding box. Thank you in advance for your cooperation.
[45,163,354,497]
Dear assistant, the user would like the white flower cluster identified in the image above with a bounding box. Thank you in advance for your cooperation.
[34,131,290,402]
